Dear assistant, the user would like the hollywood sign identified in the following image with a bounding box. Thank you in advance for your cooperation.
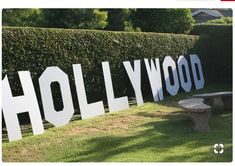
[2,54,204,142]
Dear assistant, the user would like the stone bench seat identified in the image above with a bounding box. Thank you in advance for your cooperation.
[178,98,211,132]
[178,98,211,112]
[192,91,232,111]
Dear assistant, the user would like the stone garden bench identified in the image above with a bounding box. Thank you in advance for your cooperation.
[178,98,211,132]
[192,91,232,111]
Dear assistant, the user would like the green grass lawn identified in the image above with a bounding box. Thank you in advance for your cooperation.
[2,83,232,162]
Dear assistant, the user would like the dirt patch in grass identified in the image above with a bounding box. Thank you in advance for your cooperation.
[64,115,145,137]
[3,136,64,162]
[64,127,104,136]
[3,143,47,162]
[101,115,144,129]
[63,111,173,137]
[19,146,41,161]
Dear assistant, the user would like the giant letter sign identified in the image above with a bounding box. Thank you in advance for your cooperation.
[102,62,129,112]
[73,64,105,119]
[2,72,44,141]
[39,67,74,127]
[2,54,206,142]
[144,58,164,101]
[123,60,143,106]
[163,56,180,96]
[177,55,192,92]
[190,54,205,89]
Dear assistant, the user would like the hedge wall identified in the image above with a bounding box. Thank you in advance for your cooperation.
[3,27,201,116]
[190,24,232,82]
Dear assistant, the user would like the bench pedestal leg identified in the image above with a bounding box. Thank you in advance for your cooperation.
[222,96,232,111]
[188,111,211,132]
[204,98,214,106]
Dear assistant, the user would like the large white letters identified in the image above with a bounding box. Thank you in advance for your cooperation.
[73,64,105,119]
[163,56,180,96]
[177,56,192,92]
[2,72,44,141]
[144,58,163,101]
[102,62,129,112]
[123,60,143,106]
[190,54,205,89]
[39,67,74,127]
[3,55,205,142]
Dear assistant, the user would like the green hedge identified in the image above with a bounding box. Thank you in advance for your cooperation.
[3,27,201,116]
[190,24,232,82]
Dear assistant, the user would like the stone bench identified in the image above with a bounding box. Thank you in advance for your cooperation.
[192,91,232,111]
[178,98,211,132]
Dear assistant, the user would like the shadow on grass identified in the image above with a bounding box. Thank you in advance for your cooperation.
[61,110,232,162]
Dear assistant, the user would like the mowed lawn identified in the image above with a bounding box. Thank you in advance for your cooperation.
[2,83,232,162]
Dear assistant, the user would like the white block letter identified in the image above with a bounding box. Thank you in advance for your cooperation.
[2,72,44,141]
[177,55,192,92]
[123,60,143,106]
[102,62,129,112]
[73,64,105,119]
[39,67,74,127]
[163,56,180,96]
[190,54,205,89]
[144,58,163,101]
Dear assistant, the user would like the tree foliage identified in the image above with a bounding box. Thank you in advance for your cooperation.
[2,9,43,27]
[42,9,108,29]
[206,17,232,25]
[3,9,108,30]
[3,9,195,34]
[105,9,138,31]
[132,9,195,34]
